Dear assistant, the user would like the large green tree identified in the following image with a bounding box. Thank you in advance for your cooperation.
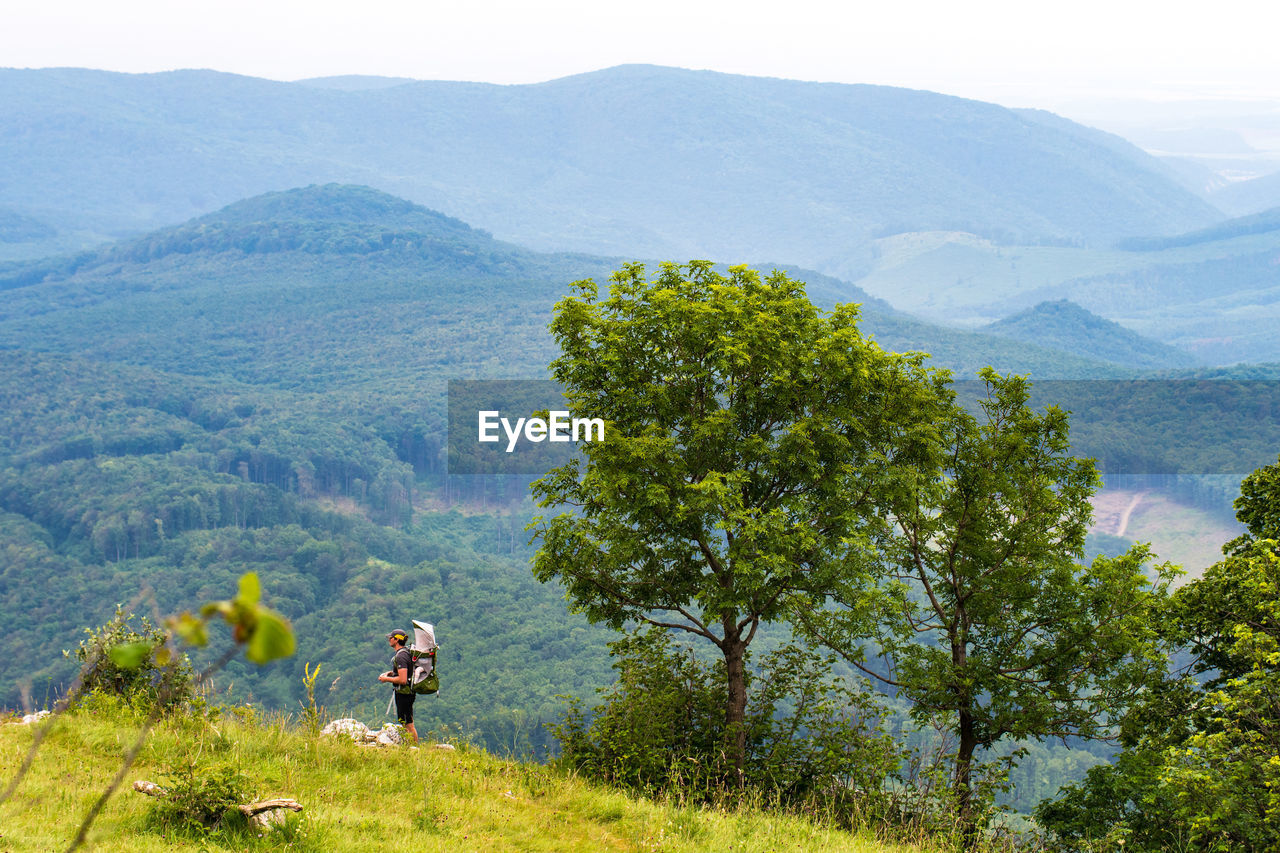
[800,370,1175,845]
[530,260,948,782]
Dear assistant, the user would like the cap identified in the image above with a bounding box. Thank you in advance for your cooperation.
[386,629,409,643]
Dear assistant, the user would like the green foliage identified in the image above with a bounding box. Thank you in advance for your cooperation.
[1038,459,1280,851]
[532,260,949,779]
[803,369,1176,846]
[1231,453,1280,547]
[66,607,196,711]
[552,628,898,809]
[189,571,297,664]
[148,760,251,833]
[747,644,900,805]
[552,629,728,794]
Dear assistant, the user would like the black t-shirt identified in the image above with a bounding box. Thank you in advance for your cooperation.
[391,647,412,693]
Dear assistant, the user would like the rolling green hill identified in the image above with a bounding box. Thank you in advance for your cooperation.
[982,299,1199,370]
[0,65,1220,275]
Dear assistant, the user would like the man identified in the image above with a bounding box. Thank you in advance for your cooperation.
[377,629,419,743]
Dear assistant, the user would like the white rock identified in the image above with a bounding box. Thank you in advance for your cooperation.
[375,724,403,746]
[20,710,51,725]
[320,718,370,740]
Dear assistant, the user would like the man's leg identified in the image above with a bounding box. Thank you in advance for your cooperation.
[395,692,419,743]
[405,693,418,742]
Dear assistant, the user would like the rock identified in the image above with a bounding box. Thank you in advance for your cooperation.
[433,743,457,751]
[375,724,403,746]
[320,718,370,740]
[20,710,51,725]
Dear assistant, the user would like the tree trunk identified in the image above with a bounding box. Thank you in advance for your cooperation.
[955,707,978,851]
[721,626,748,789]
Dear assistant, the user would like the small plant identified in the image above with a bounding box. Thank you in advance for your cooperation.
[300,661,324,734]
[149,760,251,833]
[412,799,448,834]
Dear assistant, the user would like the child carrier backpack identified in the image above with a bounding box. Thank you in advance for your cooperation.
[408,620,439,695]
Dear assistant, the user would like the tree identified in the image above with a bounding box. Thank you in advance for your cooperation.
[530,261,948,783]
[1039,457,1280,851]
[800,370,1175,846]
[1228,451,1280,551]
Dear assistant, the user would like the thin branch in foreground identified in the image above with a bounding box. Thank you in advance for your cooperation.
[64,645,238,853]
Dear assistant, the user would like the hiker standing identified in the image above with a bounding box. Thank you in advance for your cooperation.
[378,629,419,743]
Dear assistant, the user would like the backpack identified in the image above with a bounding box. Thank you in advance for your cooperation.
[408,620,439,696]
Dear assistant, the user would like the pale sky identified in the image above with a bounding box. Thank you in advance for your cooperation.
[5,0,1280,109]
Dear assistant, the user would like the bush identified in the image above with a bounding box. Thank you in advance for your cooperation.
[65,607,196,710]
[551,627,898,811]
[149,760,251,833]
[552,628,728,794]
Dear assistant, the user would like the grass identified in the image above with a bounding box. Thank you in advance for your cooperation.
[0,703,925,853]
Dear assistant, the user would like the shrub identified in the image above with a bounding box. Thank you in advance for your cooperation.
[64,607,196,710]
[149,760,251,833]
[551,627,899,811]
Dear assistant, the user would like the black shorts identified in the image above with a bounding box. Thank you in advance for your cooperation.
[394,690,415,725]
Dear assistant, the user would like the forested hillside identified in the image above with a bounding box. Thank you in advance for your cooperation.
[0,184,1154,744]
[982,300,1198,370]
[0,186,633,745]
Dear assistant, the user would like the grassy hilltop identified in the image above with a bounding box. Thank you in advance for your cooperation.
[0,706,918,853]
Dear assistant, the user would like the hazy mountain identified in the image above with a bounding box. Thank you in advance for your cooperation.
[0,208,55,242]
[296,74,419,90]
[1156,156,1232,197]
[982,300,1198,370]
[850,211,1280,365]
[1115,206,1280,250]
[0,184,1130,382]
[0,65,1220,276]
[1209,169,1280,217]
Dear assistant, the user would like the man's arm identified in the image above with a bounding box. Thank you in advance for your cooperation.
[378,658,411,685]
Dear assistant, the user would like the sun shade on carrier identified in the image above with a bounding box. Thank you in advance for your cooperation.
[409,620,439,695]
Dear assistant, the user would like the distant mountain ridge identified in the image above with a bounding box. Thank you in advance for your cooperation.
[0,184,601,293]
[1116,205,1280,251]
[0,65,1221,276]
[0,184,1131,381]
[983,300,1198,370]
